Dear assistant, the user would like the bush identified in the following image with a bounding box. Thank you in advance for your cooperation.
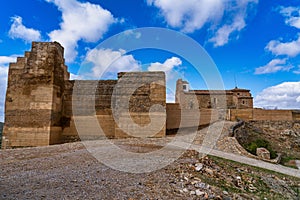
[245,139,277,159]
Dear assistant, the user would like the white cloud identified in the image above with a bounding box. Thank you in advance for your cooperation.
[147,0,224,32]
[148,57,183,102]
[69,73,83,80]
[255,58,292,74]
[148,56,182,80]
[0,56,19,65]
[84,48,141,79]
[147,0,258,46]
[209,14,245,47]
[148,57,182,72]
[266,34,300,57]
[46,0,115,62]
[293,65,300,74]
[0,55,18,122]
[255,82,300,109]
[279,6,300,29]
[124,30,142,39]
[8,16,42,42]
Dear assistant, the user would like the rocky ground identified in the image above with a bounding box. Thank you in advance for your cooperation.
[0,142,299,199]
[1,122,300,199]
[234,121,300,168]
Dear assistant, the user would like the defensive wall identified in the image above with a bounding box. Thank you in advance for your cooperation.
[228,109,300,121]
[2,42,166,148]
[1,41,299,148]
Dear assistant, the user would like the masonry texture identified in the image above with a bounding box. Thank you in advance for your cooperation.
[176,79,253,109]
[2,42,299,149]
[3,42,69,147]
[2,42,166,148]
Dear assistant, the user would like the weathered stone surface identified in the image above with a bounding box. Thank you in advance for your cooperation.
[176,79,253,109]
[3,42,69,148]
[2,42,167,148]
[256,147,271,160]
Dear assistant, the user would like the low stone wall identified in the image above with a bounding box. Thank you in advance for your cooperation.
[166,103,220,130]
[253,109,293,121]
[246,120,299,133]
[228,109,294,121]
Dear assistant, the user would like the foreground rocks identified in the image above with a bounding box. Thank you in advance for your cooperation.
[0,141,299,199]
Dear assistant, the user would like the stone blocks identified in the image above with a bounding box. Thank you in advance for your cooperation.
[256,147,271,160]
[2,42,166,148]
[2,42,69,148]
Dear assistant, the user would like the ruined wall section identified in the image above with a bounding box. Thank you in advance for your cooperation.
[62,80,117,140]
[62,72,166,140]
[3,42,69,147]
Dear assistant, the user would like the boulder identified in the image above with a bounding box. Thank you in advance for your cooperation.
[256,147,270,160]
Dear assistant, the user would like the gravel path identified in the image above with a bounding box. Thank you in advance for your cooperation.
[0,142,192,200]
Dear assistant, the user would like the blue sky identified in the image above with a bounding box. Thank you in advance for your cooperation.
[0,0,300,122]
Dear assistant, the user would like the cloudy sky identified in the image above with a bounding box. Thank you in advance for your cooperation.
[0,0,300,121]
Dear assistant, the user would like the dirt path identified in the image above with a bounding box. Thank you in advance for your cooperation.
[1,121,299,199]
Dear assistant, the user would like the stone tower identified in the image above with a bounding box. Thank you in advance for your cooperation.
[2,42,69,147]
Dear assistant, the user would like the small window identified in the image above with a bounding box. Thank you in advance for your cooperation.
[237,93,240,95]
[183,85,187,90]
[242,100,245,104]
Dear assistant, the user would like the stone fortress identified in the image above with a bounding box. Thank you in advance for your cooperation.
[2,42,300,148]
[176,79,253,109]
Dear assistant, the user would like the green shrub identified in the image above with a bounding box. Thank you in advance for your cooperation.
[245,139,277,159]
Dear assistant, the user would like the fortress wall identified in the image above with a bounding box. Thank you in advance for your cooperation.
[228,109,253,121]
[177,93,232,109]
[8,42,293,148]
[62,80,117,141]
[166,104,181,130]
[253,109,293,121]
[228,109,294,121]
[2,42,69,148]
[166,103,220,130]
[62,72,166,141]
[114,72,166,138]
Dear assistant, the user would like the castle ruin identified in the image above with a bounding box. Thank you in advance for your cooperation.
[176,79,253,109]
[2,42,166,148]
[2,42,299,149]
